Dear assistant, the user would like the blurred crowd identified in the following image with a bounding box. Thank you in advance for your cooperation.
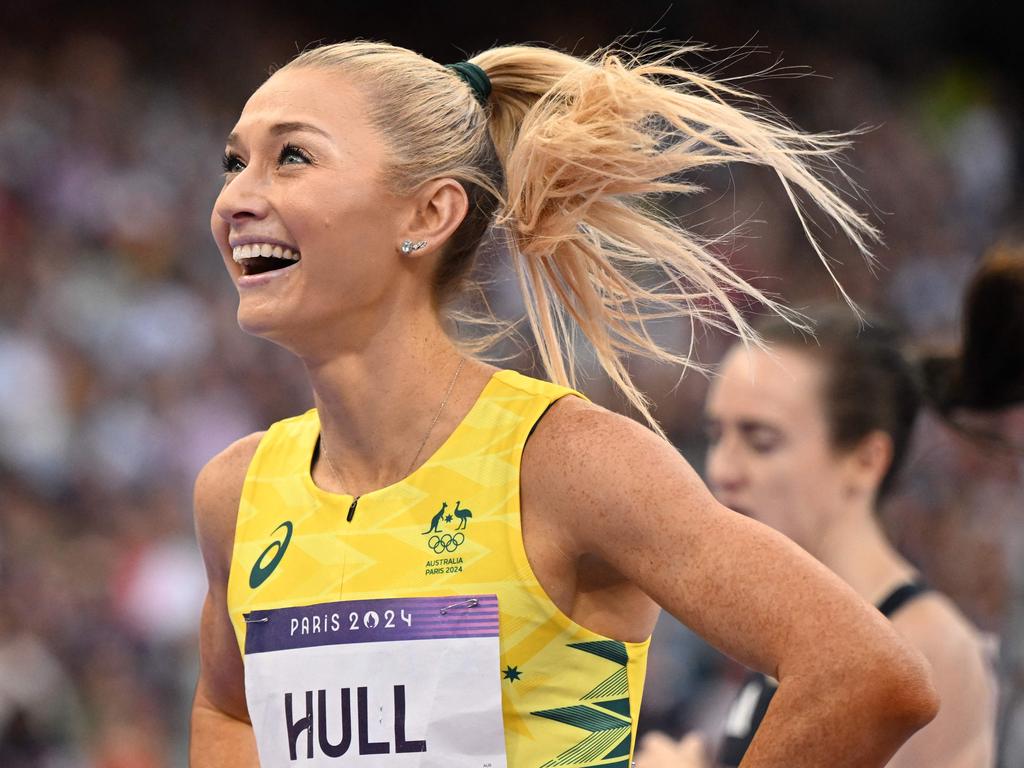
[0,5,1021,766]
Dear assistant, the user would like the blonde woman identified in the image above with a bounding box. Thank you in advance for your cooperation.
[189,41,937,767]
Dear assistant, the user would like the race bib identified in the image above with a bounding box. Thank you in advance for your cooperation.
[243,594,507,767]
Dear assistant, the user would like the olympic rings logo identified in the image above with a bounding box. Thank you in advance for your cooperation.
[427,532,465,553]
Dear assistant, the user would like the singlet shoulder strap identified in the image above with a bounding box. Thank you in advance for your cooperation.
[876,579,930,618]
[493,369,585,401]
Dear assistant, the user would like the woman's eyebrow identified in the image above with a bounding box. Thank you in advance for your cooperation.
[225,121,332,147]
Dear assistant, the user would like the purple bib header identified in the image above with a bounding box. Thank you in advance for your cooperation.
[244,594,499,654]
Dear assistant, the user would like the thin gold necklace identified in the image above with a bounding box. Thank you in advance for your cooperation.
[320,358,467,522]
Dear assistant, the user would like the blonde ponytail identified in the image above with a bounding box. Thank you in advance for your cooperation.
[474,44,878,429]
[282,41,878,433]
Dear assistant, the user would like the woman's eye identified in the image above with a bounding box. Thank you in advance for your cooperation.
[221,152,245,174]
[278,144,311,166]
[748,433,781,454]
[220,145,310,176]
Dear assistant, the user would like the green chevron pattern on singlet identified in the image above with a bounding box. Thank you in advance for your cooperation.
[568,640,629,664]
[532,640,633,768]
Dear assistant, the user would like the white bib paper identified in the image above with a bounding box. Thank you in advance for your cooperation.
[243,594,507,767]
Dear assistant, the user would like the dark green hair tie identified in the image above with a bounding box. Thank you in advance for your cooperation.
[445,61,492,106]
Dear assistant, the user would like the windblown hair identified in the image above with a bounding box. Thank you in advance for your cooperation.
[281,41,878,431]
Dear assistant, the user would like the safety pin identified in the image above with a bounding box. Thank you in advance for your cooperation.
[439,598,479,615]
[243,613,270,624]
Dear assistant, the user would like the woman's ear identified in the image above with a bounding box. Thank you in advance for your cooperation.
[843,429,894,499]
[397,178,469,257]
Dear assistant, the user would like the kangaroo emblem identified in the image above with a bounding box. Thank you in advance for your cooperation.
[423,502,448,534]
[453,500,473,530]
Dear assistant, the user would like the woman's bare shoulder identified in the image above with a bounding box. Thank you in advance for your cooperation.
[887,593,996,761]
[528,393,679,473]
[893,591,992,667]
[521,393,701,526]
[193,431,266,580]
[892,591,996,715]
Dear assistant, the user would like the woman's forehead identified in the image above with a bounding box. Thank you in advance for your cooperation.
[234,68,369,137]
[712,346,826,418]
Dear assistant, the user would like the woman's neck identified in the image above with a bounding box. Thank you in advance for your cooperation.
[301,309,494,497]
[812,505,918,607]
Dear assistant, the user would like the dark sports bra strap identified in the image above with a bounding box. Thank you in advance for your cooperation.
[876,579,930,618]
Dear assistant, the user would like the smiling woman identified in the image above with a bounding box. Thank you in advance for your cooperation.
[190,40,938,767]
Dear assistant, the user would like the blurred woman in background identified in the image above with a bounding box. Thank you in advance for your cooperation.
[639,301,1009,767]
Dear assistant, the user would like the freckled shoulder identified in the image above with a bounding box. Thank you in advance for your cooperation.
[521,395,688,532]
[193,431,266,583]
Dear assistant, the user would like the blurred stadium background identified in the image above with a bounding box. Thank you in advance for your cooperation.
[0,1,1021,765]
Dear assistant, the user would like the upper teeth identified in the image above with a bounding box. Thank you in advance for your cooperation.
[232,244,300,262]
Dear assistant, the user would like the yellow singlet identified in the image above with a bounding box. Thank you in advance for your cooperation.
[227,369,650,767]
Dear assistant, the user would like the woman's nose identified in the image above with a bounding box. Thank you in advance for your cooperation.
[706,440,746,495]
[213,168,270,225]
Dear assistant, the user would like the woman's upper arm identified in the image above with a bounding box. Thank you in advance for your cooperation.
[528,397,927,689]
[192,431,264,721]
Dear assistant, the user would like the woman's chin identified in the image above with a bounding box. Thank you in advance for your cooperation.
[236,302,293,342]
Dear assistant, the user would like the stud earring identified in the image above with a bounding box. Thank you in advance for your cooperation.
[400,239,428,254]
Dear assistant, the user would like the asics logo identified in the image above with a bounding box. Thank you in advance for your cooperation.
[249,521,293,589]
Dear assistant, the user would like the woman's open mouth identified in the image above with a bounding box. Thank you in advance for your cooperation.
[232,243,301,276]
